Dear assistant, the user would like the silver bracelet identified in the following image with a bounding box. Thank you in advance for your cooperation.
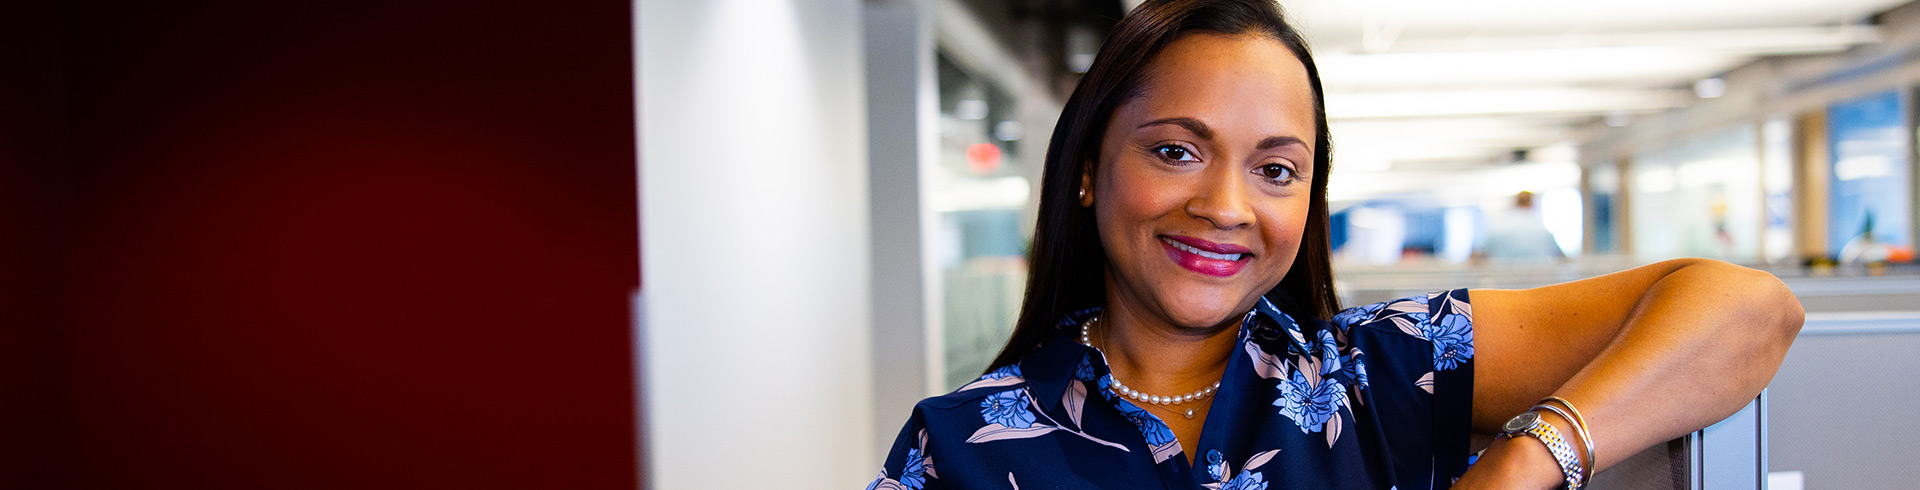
[1499,409,1582,489]
[1532,403,1588,489]
[1540,396,1595,486]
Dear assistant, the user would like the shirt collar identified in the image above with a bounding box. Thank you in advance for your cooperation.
[1020,303,1312,415]
[1252,296,1313,355]
[1020,308,1102,415]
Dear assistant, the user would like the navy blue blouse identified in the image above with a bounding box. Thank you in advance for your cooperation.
[867,290,1476,490]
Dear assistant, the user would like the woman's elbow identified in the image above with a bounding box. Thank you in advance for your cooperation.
[1699,259,1804,359]
[1740,263,1804,347]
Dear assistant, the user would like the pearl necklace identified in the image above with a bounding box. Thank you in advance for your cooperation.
[1079,316,1221,419]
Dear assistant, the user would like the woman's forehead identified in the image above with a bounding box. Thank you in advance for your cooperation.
[1122,33,1316,140]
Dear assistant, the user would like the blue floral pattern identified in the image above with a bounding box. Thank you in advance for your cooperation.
[1116,400,1178,446]
[1330,301,1383,329]
[1348,351,1370,388]
[981,389,1036,429]
[1222,472,1270,490]
[1206,448,1280,490]
[1316,329,1342,375]
[900,448,927,489]
[1428,313,1473,371]
[984,364,1022,380]
[869,289,1477,489]
[1275,369,1348,433]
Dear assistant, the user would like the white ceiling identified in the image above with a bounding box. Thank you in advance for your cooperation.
[1118,0,1911,199]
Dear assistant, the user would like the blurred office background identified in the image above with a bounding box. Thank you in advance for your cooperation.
[641,0,1920,488]
[5,0,1917,488]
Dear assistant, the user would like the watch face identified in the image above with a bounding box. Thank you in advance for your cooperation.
[1503,411,1540,433]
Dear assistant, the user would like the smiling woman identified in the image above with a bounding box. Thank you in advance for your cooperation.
[866,1,1802,489]
[1087,32,1317,334]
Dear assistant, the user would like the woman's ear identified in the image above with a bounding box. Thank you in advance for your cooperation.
[1078,166,1095,207]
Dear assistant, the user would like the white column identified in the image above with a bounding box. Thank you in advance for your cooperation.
[637,0,873,488]
[863,0,942,460]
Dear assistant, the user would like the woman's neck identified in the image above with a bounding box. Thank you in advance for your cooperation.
[1096,295,1241,397]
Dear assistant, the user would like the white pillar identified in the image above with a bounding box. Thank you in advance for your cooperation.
[863,0,941,459]
[637,0,874,488]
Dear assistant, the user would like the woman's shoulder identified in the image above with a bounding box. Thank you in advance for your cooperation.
[912,364,1033,412]
[886,364,1050,451]
[871,367,1041,490]
[1329,288,1473,338]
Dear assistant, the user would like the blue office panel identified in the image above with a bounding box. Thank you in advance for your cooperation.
[1826,90,1912,253]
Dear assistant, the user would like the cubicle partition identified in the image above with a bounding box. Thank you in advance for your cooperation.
[1766,275,1920,489]
[1588,394,1767,490]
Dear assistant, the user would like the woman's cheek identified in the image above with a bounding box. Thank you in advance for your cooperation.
[1100,161,1181,232]
[1258,204,1310,277]
[1093,164,1147,262]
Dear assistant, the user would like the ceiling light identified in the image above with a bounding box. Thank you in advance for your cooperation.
[956,99,987,120]
[993,120,1024,142]
[1325,87,1690,119]
[1605,111,1632,127]
[1694,77,1728,99]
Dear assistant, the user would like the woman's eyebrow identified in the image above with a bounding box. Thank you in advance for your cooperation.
[1140,117,1308,152]
[1138,117,1213,140]
[1257,135,1307,151]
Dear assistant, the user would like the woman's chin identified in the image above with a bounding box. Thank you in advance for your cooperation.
[1127,274,1267,329]
[1157,299,1251,330]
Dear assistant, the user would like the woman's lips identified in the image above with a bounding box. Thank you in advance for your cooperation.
[1160,236,1250,277]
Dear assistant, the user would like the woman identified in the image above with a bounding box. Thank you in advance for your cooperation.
[868,0,1802,488]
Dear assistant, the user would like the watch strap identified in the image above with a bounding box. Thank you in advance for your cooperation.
[1502,410,1584,489]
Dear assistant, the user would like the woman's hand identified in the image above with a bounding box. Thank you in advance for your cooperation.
[1451,433,1571,490]
[1470,258,1803,473]
[1452,404,1593,489]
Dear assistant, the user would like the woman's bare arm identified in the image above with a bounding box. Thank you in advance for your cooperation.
[1455,258,1804,488]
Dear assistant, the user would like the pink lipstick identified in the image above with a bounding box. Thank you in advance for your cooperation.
[1160,235,1251,277]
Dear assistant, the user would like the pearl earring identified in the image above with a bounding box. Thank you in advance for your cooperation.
[1078,187,1088,200]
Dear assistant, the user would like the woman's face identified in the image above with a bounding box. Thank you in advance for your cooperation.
[1088,32,1316,329]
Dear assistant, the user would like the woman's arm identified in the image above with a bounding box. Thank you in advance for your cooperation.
[1454,258,1804,488]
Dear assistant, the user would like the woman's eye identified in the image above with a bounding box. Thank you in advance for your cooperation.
[1154,145,1198,162]
[1257,163,1295,182]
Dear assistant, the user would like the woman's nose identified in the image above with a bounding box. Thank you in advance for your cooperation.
[1185,166,1253,229]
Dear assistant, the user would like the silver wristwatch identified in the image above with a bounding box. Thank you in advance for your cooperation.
[1500,410,1583,489]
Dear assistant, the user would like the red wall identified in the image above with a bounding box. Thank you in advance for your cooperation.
[4,1,639,488]
[0,0,81,485]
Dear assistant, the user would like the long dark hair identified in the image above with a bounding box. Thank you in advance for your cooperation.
[985,0,1337,372]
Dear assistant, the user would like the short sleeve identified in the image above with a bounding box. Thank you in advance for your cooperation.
[1331,288,1476,486]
